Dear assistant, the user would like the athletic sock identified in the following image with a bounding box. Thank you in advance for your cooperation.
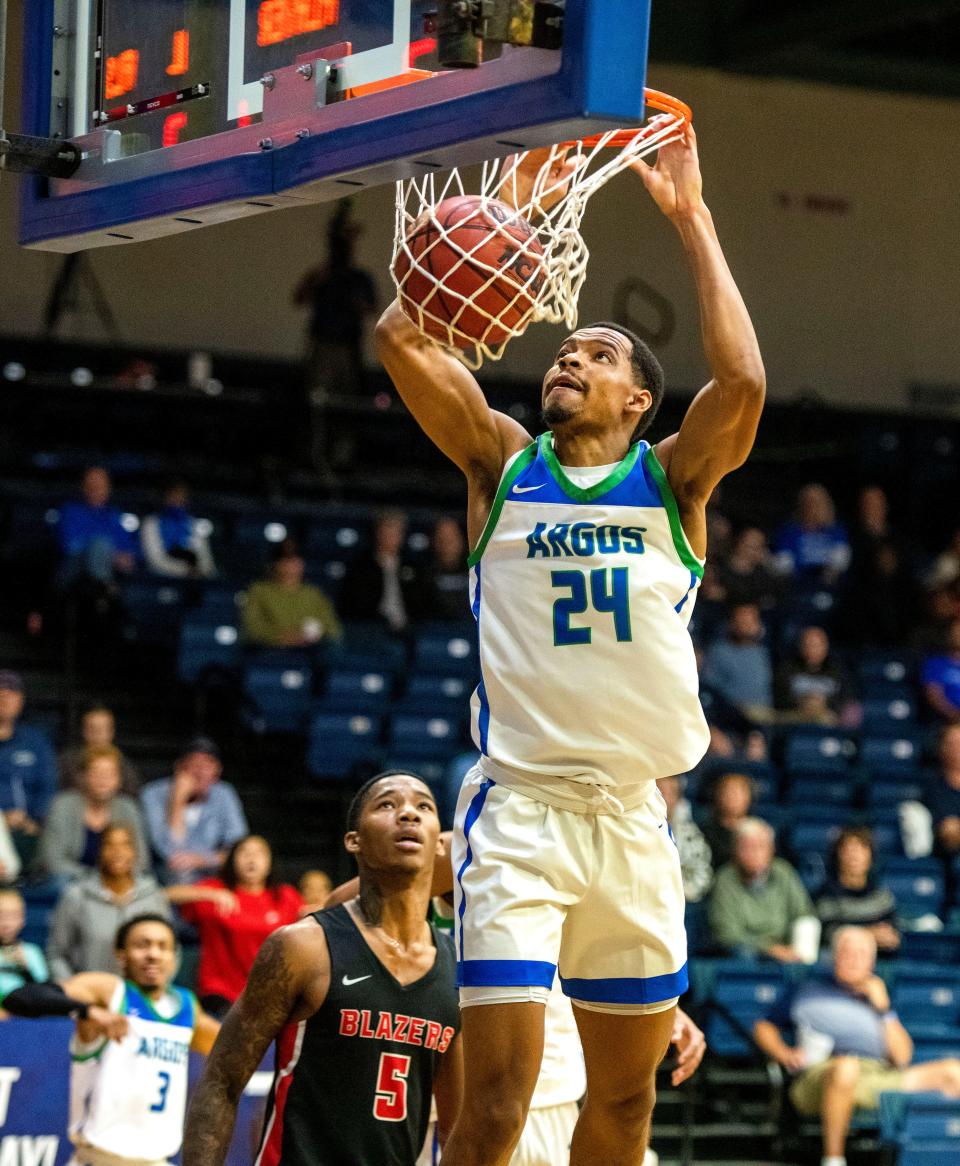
[822,1157,846,1166]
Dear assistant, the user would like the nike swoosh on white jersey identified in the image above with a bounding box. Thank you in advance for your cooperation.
[342,974,372,986]
[512,484,544,494]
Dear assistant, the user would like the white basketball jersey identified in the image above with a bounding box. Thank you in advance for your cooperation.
[469,434,709,800]
[70,980,196,1160]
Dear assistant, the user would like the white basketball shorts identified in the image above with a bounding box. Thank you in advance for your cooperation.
[510,1101,579,1166]
[452,767,688,1012]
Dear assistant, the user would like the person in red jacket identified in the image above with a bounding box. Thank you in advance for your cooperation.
[176,834,303,1017]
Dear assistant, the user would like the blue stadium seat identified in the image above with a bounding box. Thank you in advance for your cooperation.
[704,960,787,1059]
[859,652,914,688]
[307,712,384,778]
[382,758,447,784]
[197,583,243,619]
[901,932,960,966]
[243,658,314,732]
[790,818,845,856]
[867,778,927,808]
[784,731,853,776]
[883,868,945,920]
[121,579,189,645]
[230,515,296,564]
[396,674,472,717]
[337,622,407,674]
[910,1036,960,1063]
[318,669,393,715]
[388,714,462,762]
[412,626,478,678]
[893,981,960,1033]
[861,735,924,773]
[389,708,466,764]
[177,618,241,685]
[786,779,856,808]
[304,518,369,561]
[862,696,918,734]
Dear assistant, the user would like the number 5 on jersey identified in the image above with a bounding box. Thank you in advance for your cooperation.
[552,567,632,646]
[373,1052,411,1121]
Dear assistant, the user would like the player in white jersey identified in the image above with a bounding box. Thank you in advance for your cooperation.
[5,913,220,1166]
[377,122,763,1166]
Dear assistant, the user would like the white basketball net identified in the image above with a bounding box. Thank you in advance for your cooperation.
[390,102,688,369]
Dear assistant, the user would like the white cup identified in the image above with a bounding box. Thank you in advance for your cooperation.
[798,1023,834,1066]
[791,915,822,965]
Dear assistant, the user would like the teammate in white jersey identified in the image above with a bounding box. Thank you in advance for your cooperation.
[5,913,220,1166]
[378,123,763,1166]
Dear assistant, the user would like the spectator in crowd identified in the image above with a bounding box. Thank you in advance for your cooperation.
[773,483,851,585]
[0,889,48,1014]
[293,200,378,399]
[412,516,470,622]
[815,827,899,953]
[36,745,147,881]
[843,485,913,645]
[656,775,713,902]
[291,201,379,473]
[718,526,781,611]
[141,738,248,884]
[299,868,332,907]
[702,603,773,719]
[925,526,960,591]
[242,546,342,650]
[910,584,960,656]
[59,703,139,795]
[0,670,57,867]
[701,771,757,869]
[925,724,960,857]
[57,465,137,588]
[45,822,171,979]
[775,626,855,725]
[709,818,814,961]
[140,479,215,579]
[339,509,417,633]
[754,926,960,1166]
[174,834,303,1018]
[921,618,960,723]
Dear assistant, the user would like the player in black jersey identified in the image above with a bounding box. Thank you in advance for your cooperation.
[184,771,463,1166]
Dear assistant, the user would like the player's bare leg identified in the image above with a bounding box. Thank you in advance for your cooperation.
[569,1004,676,1166]
[439,1002,545,1166]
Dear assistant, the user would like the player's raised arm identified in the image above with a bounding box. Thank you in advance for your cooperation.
[184,922,328,1166]
[375,302,529,490]
[633,123,765,541]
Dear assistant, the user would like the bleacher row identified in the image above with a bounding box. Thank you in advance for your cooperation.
[690,958,960,1162]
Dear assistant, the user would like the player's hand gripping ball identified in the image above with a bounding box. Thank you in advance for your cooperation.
[394,195,546,349]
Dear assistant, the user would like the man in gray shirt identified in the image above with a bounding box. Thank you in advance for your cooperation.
[140,738,247,883]
[754,927,960,1166]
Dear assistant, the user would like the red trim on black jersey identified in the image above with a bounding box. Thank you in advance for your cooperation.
[254,1019,306,1166]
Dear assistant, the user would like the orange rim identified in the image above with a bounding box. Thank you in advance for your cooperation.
[563,89,692,150]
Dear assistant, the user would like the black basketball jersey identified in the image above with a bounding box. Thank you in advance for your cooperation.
[254,904,460,1166]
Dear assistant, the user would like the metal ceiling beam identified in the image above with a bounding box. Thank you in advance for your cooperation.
[729,0,960,54]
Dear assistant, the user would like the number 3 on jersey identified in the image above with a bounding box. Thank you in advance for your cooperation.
[552,567,632,645]
[373,1052,411,1122]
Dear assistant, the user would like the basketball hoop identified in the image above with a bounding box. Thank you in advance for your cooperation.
[391,88,692,369]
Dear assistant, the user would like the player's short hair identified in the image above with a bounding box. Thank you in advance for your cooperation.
[114,913,177,952]
[588,322,665,441]
[346,769,432,833]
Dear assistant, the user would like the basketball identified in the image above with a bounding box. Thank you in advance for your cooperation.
[394,195,546,349]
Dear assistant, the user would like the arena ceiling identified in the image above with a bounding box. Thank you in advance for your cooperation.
[651,0,960,100]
